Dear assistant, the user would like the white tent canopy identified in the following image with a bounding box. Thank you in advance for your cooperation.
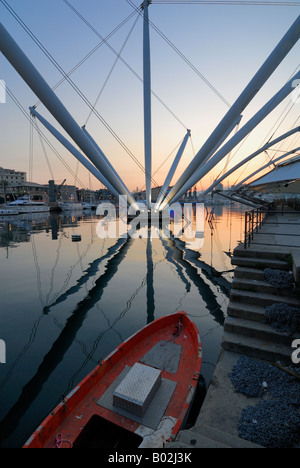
[249,159,300,190]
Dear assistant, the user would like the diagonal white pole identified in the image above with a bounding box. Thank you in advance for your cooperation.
[233,146,300,191]
[160,69,300,208]
[159,14,300,210]
[0,22,138,210]
[29,107,120,198]
[202,126,300,195]
[155,129,191,210]
[156,115,242,209]
[81,125,127,190]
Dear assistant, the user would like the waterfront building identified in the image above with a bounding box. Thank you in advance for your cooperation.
[0,167,27,184]
[6,182,49,202]
[133,186,173,203]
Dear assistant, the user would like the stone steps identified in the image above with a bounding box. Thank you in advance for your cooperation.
[234,266,266,281]
[172,213,300,450]
[231,256,291,271]
[169,424,262,448]
[232,277,296,297]
[233,246,291,261]
[227,301,266,322]
[223,241,300,363]
[224,316,299,346]
[222,330,293,363]
[224,286,300,362]
[229,288,300,309]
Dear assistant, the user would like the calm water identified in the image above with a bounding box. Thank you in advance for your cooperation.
[0,204,246,447]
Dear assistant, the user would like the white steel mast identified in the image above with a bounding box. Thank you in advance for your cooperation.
[0,22,138,210]
[29,107,120,198]
[160,69,300,208]
[142,0,153,210]
[202,126,300,196]
[155,129,191,210]
[158,14,300,210]
[233,146,300,192]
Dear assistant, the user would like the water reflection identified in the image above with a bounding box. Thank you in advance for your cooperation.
[0,235,132,444]
[0,205,246,447]
[146,232,155,324]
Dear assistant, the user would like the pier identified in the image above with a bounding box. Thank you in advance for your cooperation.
[168,206,300,449]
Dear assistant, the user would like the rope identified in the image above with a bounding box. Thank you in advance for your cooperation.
[53,433,73,448]
[62,0,188,130]
[1,0,156,186]
[84,14,141,126]
[5,86,87,189]
[35,120,55,180]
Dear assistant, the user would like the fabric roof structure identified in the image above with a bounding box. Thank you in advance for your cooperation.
[248,158,300,193]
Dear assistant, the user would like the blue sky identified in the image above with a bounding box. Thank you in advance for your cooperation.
[0,0,299,193]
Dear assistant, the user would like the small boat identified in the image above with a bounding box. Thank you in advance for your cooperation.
[0,207,19,216]
[71,234,82,242]
[82,202,97,210]
[23,311,202,449]
[58,202,84,211]
[8,195,50,213]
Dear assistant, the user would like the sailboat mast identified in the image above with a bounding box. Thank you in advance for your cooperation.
[142,0,152,210]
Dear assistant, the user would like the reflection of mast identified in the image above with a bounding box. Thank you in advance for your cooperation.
[49,213,59,240]
[0,237,132,447]
[160,235,225,326]
[146,229,155,324]
[44,237,127,312]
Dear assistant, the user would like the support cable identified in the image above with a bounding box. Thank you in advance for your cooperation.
[5,85,87,189]
[35,120,55,180]
[125,0,231,108]
[84,14,140,126]
[151,1,300,6]
[0,0,158,188]
[34,9,138,107]
[62,0,188,130]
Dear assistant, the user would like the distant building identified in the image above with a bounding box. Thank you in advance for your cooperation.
[77,188,98,203]
[57,184,78,203]
[7,182,49,201]
[0,175,81,204]
[0,167,27,185]
[96,188,117,202]
[133,186,173,203]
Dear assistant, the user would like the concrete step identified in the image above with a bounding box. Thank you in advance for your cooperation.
[233,246,291,262]
[165,441,191,449]
[231,256,290,271]
[190,424,262,448]
[224,316,299,346]
[231,277,296,297]
[222,331,293,363]
[234,266,266,281]
[173,429,230,448]
[227,301,266,322]
[229,288,300,309]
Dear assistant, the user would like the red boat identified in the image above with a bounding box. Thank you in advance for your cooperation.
[23,311,202,449]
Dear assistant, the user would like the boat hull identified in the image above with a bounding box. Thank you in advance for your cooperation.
[23,311,202,449]
[14,206,50,213]
[58,203,83,211]
[0,208,19,216]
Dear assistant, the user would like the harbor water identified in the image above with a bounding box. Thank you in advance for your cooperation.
[0,204,245,448]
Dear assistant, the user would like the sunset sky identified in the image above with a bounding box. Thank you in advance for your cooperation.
[0,0,299,194]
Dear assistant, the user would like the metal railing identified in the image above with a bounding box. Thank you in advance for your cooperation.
[244,208,268,249]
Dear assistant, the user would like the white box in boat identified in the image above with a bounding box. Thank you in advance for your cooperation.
[113,363,162,416]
